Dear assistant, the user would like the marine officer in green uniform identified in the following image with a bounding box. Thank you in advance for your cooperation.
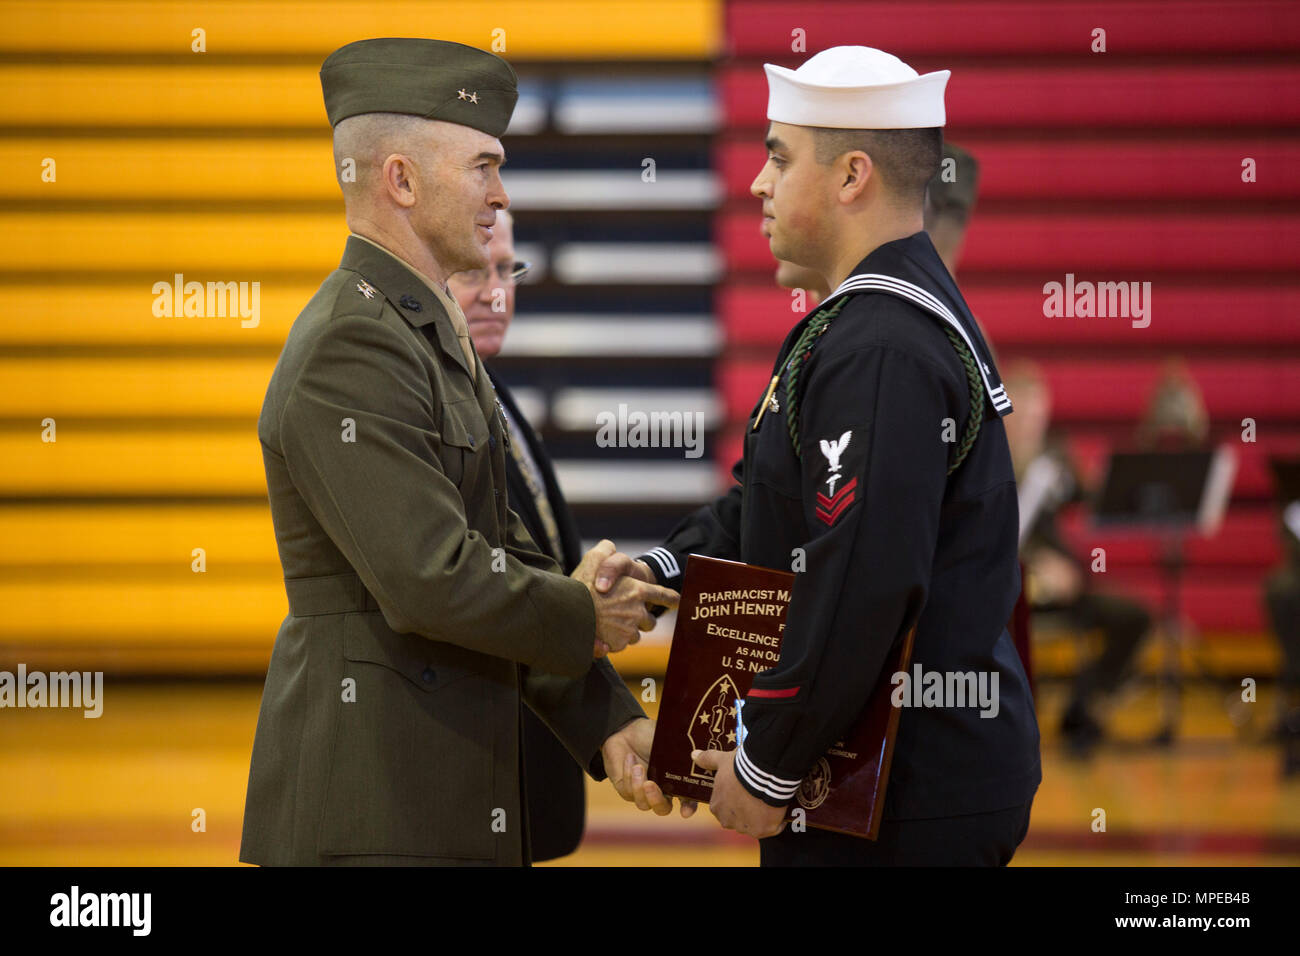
[239,37,679,866]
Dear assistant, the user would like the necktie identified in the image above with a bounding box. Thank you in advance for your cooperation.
[499,402,565,563]
[430,284,478,383]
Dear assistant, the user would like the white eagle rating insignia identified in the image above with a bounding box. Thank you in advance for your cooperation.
[819,431,851,494]
[816,430,858,527]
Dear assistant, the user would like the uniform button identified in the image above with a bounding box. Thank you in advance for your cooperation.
[467,435,476,449]
[494,488,500,498]
[421,668,436,684]
[489,435,496,451]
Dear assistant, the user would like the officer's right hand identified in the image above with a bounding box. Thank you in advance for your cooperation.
[572,541,679,656]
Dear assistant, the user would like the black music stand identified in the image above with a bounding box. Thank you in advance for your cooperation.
[1269,458,1300,549]
[1092,448,1237,744]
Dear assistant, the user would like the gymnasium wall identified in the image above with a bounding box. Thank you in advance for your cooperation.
[1,1,1296,678]
[0,0,722,673]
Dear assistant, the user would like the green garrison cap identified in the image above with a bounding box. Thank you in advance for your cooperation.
[925,142,980,223]
[320,37,518,136]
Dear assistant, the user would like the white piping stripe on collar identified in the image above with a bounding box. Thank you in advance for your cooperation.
[830,271,959,338]
[830,273,1011,412]
[826,273,1012,413]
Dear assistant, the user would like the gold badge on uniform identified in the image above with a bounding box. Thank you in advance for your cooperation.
[356,280,377,299]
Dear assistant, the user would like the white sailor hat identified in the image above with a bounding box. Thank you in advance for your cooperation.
[764,46,949,129]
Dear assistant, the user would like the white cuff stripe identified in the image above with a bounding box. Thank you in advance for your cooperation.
[736,745,800,794]
[734,741,801,800]
[656,547,682,578]
[642,547,681,580]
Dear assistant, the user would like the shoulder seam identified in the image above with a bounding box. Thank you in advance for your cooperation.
[277,308,430,435]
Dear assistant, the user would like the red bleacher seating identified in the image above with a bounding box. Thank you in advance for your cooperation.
[715,1,1298,638]
[720,283,1300,348]
[721,64,1300,129]
[718,209,1300,272]
[718,357,1300,426]
[725,2,1300,56]
[717,138,1300,202]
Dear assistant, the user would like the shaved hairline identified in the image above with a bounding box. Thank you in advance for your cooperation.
[331,113,504,202]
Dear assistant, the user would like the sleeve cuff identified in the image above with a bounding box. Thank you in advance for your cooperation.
[637,547,683,617]
[639,547,681,585]
[733,739,801,807]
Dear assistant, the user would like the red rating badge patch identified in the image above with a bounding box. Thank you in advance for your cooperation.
[816,476,858,526]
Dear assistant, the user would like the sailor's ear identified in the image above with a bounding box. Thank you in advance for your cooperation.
[838,151,873,203]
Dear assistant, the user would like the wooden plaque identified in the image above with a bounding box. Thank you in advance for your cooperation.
[647,554,915,839]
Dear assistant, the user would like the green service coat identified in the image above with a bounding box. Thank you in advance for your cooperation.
[239,235,642,866]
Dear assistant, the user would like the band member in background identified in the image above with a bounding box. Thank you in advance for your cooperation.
[1004,361,1152,757]
[924,142,979,279]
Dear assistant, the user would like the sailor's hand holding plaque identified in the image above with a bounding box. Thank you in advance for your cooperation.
[608,554,914,840]
[690,748,787,837]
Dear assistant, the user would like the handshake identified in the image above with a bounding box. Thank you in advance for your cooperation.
[573,545,777,835]
[570,540,679,659]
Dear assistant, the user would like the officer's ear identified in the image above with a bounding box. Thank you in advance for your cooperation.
[382,152,419,209]
[837,150,873,204]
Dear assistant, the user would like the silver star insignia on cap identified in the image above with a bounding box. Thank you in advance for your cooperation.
[356,280,377,299]
[457,88,479,104]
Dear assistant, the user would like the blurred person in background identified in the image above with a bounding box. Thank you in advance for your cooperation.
[924,142,980,279]
[1136,360,1210,452]
[450,208,593,861]
[774,259,829,304]
[1263,470,1300,776]
[1004,360,1153,757]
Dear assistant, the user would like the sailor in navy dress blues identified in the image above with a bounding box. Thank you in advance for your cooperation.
[609,46,1042,865]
